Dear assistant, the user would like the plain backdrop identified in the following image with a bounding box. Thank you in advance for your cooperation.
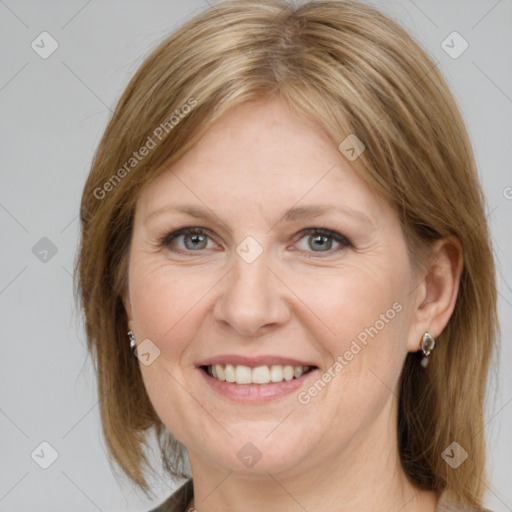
[1,0,511,511]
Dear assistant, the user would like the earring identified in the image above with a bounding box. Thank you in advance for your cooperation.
[127,330,137,355]
[420,331,436,368]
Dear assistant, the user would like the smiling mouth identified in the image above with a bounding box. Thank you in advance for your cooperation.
[201,364,317,385]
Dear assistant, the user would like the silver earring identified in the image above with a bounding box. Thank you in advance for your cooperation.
[127,330,137,355]
[420,331,436,368]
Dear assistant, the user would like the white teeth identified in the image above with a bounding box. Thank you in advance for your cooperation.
[235,365,252,384]
[270,365,284,382]
[252,365,271,384]
[215,364,225,381]
[224,364,236,383]
[206,364,312,384]
[283,365,294,381]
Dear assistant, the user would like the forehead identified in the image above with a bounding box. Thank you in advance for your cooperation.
[136,98,390,226]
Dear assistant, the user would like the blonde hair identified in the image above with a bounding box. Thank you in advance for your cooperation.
[75,0,498,506]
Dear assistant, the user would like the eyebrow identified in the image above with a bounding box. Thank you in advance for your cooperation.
[280,204,373,226]
[144,203,374,228]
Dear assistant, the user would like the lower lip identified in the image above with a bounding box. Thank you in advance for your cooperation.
[199,368,319,403]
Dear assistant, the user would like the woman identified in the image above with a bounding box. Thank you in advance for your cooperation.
[75,1,498,511]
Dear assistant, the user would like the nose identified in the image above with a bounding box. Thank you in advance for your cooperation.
[213,250,291,338]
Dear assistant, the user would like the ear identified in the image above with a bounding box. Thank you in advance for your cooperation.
[406,236,463,353]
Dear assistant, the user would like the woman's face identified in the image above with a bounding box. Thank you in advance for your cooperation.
[124,98,426,478]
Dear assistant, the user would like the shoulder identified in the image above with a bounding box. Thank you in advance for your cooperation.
[436,491,494,512]
[147,479,194,512]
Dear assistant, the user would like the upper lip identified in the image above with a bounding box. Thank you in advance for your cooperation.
[196,355,318,368]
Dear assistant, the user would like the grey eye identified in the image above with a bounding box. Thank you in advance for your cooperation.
[182,232,209,250]
[295,229,349,254]
[306,233,334,251]
[164,228,214,251]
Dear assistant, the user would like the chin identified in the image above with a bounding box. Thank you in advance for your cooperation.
[188,426,321,478]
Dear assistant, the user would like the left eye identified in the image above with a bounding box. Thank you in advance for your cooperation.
[294,228,351,256]
[161,227,350,256]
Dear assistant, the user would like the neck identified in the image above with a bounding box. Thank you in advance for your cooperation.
[186,399,439,512]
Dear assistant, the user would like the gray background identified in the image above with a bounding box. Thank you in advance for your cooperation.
[1,0,511,510]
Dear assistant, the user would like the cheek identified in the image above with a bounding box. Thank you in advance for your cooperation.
[294,259,412,415]
[293,261,410,353]
[293,273,410,437]
[128,258,217,358]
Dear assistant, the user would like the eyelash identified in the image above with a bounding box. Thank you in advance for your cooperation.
[159,226,352,258]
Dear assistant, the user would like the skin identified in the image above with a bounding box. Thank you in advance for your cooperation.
[123,97,463,512]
